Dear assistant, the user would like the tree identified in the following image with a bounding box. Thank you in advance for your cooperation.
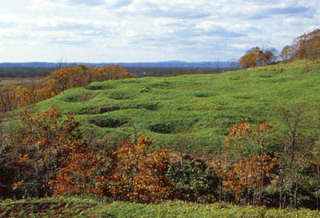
[280,46,295,62]
[277,107,313,208]
[53,150,109,196]
[282,29,320,63]
[239,47,278,68]
[107,136,173,202]
[215,121,277,205]
[1,106,84,198]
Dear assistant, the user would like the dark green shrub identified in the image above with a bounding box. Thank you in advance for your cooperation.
[166,159,219,202]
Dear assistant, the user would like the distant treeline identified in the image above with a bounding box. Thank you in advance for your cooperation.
[0,67,239,79]
[0,67,54,78]
[125,67,238,77]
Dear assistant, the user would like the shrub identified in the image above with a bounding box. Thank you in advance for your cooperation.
[166,159,219,202]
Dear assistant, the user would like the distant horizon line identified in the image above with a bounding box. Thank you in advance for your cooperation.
[0,60,237,64]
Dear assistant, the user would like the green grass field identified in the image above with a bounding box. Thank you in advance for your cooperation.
[15,60,320,152]
[1,197,319,217]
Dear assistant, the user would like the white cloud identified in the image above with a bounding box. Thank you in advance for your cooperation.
[0,0,319,62]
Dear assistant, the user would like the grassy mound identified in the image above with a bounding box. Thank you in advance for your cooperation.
[20,60,320,152]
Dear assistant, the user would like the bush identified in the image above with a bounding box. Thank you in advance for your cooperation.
[166,159,219,202]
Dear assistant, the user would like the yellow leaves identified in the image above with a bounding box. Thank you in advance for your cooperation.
[227,122,252,138]
[16,154,30,165]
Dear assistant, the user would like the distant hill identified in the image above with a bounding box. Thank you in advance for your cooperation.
[0,61,239,69]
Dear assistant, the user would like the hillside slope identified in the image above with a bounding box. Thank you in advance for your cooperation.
[25,60,320,151]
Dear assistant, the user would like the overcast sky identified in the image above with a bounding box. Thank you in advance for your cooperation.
[0,0,319,62]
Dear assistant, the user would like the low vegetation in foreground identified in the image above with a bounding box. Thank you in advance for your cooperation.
[1,197,320,217]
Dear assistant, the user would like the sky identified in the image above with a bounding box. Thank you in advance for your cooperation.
[0,0,319,62]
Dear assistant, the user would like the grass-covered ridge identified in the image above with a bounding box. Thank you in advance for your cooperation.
[25,60,320,151]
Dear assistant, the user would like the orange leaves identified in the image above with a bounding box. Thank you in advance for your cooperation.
[16,154,30,166]
[220,153,277,199]
[13,106,84,197]
[227,122,252,138]
[107,136,172,203]
[239,47,277,68]
[217,121,277,203]
[12,181,24,190]
[53,151,109,196]
[52,134,172,202]
[44,65,132,95]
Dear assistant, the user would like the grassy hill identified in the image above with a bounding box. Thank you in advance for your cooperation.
[21,60,320,152]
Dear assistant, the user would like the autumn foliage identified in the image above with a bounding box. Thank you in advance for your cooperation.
[281,29,320,62]
[1,105,320,209]
[0,106,83,197]
[215,121,277,204]
[107,136,173,202]
[239,47,277,68]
